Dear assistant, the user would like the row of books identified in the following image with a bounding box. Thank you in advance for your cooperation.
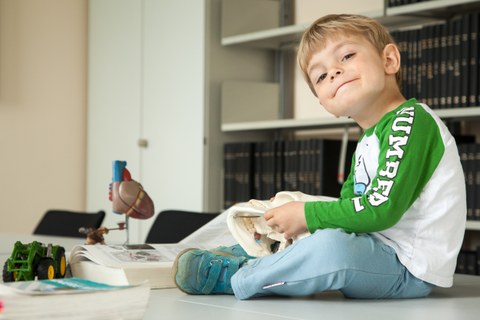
[223,139,356,208]
[456,248,480,275]
[391,11,480,110]
[387,0,432,7]
[459,143,480,221]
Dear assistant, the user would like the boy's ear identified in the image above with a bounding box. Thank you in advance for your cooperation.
[383,43,401,75]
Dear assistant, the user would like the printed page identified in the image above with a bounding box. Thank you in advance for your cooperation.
[69,243,185,268]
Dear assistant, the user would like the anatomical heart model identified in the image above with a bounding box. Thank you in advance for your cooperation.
[109,160,154,219]
[109,160,154,243]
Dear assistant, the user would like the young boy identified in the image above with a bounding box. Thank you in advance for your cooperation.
[173,14,466,300]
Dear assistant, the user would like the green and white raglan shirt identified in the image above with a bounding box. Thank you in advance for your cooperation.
[304,98,466,287]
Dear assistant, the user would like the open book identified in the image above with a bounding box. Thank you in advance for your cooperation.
[68,243,189,289]
[0,278,150,320]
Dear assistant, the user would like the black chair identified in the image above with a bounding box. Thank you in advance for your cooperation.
[145,210,220,243]
[33,210,106,238]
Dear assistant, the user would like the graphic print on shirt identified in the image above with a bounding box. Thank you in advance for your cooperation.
[352,106,415,213]
[354,154,370,195]
[353,136,380,197]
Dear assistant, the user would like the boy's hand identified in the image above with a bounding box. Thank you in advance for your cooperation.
[264,201,307,239]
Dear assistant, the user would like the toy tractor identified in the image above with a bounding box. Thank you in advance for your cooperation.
[2,241,67,282]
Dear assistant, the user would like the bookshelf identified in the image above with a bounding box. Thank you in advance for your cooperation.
[222,0,480,50]
[221,0,480,132]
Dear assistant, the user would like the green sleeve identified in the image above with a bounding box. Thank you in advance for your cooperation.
[305,103,445,233]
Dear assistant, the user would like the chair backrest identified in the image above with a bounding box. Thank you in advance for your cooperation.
[33,210,106,238]
[145,210,219,243]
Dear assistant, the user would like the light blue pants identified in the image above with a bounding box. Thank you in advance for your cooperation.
[231,229,434,300]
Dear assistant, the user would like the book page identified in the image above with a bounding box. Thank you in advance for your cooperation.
[69,244,176,268]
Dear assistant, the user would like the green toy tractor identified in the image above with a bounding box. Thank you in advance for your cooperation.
[2,241,67,282]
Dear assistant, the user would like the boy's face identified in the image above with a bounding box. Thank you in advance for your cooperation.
[306,34,389,120]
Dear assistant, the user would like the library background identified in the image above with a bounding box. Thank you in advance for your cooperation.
[220,0,480,276]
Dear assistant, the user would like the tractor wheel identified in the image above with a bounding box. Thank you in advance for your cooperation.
[55,247,67,278]
[2,260,15,282]
[37,258,55,280]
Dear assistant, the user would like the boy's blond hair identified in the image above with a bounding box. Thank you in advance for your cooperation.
[297,14,402,95]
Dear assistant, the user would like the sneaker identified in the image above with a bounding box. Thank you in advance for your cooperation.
[173,247,249,295]
[213,244,254,259]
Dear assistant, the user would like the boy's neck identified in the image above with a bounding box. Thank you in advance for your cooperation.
[353,91,406,130]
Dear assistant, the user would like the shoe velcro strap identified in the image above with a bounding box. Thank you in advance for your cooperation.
[202,259,224,294]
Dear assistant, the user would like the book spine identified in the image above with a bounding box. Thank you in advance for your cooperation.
[452,16,462,109]
[419,26,428,104]
[477,245,480,275]
[264,141,276,199]
[446,19,455,109]
[467,144,476,221]
[460,13,470,107]
[274,140,284,194]
[456,250,467,274]
[432,24,441,109]
[475,143,480,220]
[469,12,478,107]
[223,143,235,208]
[439,23,448,109]
[315,139,324,195]
[253,142,262,199]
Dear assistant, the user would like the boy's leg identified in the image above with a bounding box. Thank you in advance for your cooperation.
[232,228,433,300]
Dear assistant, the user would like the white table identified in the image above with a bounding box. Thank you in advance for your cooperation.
[144,274,480,320]
[1,233,479,320]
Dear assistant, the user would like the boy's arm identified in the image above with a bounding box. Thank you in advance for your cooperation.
[305,105,446,233]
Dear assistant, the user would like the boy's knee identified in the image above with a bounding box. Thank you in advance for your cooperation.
[298,229,357,260]
[311,228,355,248]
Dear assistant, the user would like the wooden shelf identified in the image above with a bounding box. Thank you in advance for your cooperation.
[222,115,354,132]
[221,24,307,49]
[466,220,480,231]
[222,107,480,132]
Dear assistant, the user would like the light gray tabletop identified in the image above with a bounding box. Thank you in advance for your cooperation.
[144,274,480,320]
[1,232,479,320]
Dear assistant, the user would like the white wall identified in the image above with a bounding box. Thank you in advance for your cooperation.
[0,0,87,233]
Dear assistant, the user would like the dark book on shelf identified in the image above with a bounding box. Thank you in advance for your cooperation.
[469,12,478,107]
[223,142,254,208]
[223,138,357,208]
[456,250,467,274]
[475,144,480,221]
[460,13,470,108]
[458,142,479,221]
[452,15,463,109]
[439,23,448,109]
[466,250,478,275]
[477,246,480,275]
[283,139,299,192]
